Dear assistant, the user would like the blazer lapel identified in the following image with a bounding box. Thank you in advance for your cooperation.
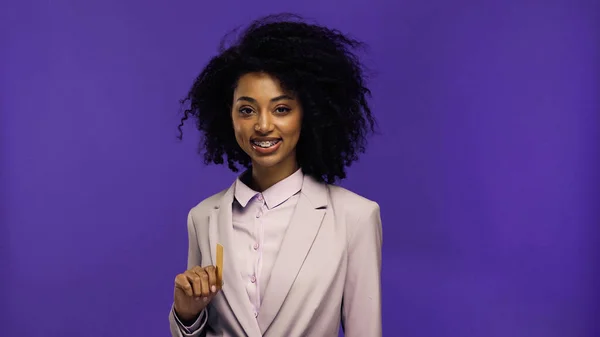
[208,184,262,337]
[257,175,328,334]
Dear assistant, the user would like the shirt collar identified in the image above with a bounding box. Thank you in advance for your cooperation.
[234,168,304,209]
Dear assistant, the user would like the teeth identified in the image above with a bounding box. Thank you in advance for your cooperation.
[253,140,279,148]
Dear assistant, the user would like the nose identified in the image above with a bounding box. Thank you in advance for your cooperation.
[255,112,274,134]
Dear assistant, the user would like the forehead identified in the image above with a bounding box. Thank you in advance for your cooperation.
[234,72,288,97]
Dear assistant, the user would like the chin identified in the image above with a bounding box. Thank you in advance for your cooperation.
[251,156,283,169]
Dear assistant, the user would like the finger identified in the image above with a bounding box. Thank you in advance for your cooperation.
[174,274,193,297]
[185,269,203,297]
[204,266,218,293]
[194,268,210,297]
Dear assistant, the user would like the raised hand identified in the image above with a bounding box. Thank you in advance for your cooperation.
[173,265,222,323]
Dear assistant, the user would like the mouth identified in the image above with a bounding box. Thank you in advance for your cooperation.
[250,138,282,155]
[251,139,281,148]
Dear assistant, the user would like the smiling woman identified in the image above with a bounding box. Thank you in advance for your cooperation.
[171,13,382,337]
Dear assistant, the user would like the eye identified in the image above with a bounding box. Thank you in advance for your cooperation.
[239,107,254,115]
[274,106,291,114]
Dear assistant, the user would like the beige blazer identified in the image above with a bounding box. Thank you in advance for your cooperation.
[169,174,382,337]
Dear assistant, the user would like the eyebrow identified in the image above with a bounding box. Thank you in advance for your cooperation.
[236,95,295,103]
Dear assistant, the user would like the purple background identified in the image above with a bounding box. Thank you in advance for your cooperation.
[2,0,598,336]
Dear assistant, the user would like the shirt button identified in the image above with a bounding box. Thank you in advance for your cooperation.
[251,275,256,283]
[253,243,259,250]
[257,194,263,201]
[256,211,262,218]
[254,312,258,318]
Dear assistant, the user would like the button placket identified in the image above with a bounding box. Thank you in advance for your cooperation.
[251,201,263,313]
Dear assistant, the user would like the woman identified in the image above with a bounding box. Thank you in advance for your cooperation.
[170,14,382,337]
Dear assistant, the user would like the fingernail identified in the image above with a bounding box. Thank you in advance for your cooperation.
[211,285,217,293]
[203,297,209,302]
[195,297,200,301]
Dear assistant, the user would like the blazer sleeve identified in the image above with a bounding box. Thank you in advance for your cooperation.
[169,210,208,337]
[341,202,383,337]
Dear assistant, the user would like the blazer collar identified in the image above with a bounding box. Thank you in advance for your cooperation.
[298,173,328,209]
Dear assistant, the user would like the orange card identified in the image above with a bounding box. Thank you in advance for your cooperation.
[216,243,224,284]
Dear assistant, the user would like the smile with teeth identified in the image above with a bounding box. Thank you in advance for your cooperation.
[251,139,281,148]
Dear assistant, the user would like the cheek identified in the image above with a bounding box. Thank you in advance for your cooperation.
[281,113,301,131]
[290,116,303,139]
[231,120,246,144]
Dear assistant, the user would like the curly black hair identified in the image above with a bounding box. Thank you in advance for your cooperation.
[178,13,376,184]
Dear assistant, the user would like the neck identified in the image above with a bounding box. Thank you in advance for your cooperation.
[250,161,299,192]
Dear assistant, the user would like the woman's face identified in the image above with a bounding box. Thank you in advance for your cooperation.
[231,72,302,173]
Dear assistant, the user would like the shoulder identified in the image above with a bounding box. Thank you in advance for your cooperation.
[327,184,383,246]
[187,188,229,220]
[327,184,380,223]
